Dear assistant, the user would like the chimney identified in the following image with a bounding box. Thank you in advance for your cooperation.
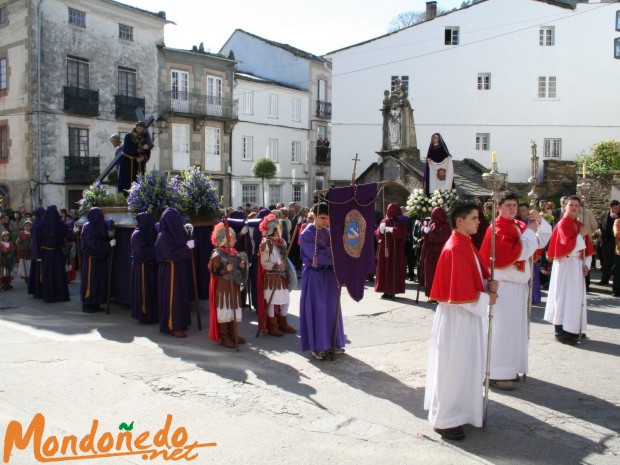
[426,1,437,21]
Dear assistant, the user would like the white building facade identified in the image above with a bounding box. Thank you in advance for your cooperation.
[327,0,620,184]
[230,73,309,208]
[220,29,332,205]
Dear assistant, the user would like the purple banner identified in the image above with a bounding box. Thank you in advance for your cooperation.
[329,183,378,302]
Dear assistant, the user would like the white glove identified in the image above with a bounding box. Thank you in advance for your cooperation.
[379,223,386,234]
[73,225,79,233]
[423,226,430,234]
[109,239,116,247]
[241,226,249,235]
[386,226,394,233]
[184,223,194,235]
[186,239,195,249]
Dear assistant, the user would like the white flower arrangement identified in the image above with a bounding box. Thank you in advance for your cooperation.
[406,188,461,218]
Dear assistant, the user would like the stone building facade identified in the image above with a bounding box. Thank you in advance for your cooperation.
[156,46,238,206]
[0,0,168,210]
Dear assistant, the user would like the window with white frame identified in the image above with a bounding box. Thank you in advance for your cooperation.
[268,138,278,162]
[477,73,491,90]
[317,125,326,141]
[315,172,325,191]
[268,94,278,118]
[539,27,555,46]
[292,98,301,121]
[241,90,253,114]
[119,24,133,40]
[242,184,258,205]
[445,27,459,45]
[68,8,85,27]
[205,127,221,172]
[207,75,223,116]
[538,76,557,98]
[615,38,620,59]
[291,141,301,163]
[475,133,490,151]
[269,185,281,205]
[242,136,253,161]
[543,138,562,159]
[292,185,302,203]
[171,123,190,171]
[0,57,6,90]
[69,128,89,157]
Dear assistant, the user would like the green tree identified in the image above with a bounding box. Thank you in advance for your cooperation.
[576,139,620,178]
[252,157,277,206]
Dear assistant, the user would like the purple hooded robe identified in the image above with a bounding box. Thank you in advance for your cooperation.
[131,212,159,323]
[80,208,112,307]
[40,205,73,303]
[156,208,192,334]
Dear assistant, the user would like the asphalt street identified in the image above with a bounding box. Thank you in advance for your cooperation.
[0,271,618,465]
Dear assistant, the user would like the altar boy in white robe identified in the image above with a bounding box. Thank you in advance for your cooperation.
[424,201,498,441]
[544,196,595,345]
[479,192,552,390]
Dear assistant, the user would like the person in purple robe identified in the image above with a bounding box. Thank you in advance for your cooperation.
[28,207,46,298]
[80,208,114,313]
[156,208,193,338]
[131,212,159,323]
[299,202,344,361]
[40,205,73,303]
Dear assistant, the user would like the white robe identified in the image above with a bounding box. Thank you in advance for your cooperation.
[544,235,591,334]
[487,220,552,379]
[424,263,489,429]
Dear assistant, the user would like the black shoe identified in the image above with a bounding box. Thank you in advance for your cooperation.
[82,304,96,314]
[597,280,609,285]
[434,426,465,440]
[555,335,577,346]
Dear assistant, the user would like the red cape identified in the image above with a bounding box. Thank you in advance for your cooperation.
[480,215,527,272]
[547,216,595,259]
[429,231,490,304]
[207,246,239,343]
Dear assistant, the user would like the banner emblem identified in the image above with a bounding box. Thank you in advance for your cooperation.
[343,209,366,258]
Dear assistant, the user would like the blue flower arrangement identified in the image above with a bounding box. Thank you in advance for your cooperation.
[127,170,183,218]
[178,166,222,217]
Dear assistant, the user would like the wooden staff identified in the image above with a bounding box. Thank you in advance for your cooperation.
[331,284,343,361]
[188,226,202,331]
[256,223,299,338]
[243,231,251,310]
[223,218,239,352]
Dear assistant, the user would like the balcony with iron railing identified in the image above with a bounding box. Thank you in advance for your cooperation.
[315,147,331,165]
[316,99,332,118]
[115,95,145,120]
[162,91,238,119]
[64,156,100,184]
[63,86,100,116]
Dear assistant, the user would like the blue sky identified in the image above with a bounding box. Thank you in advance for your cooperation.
[124,0,467,55]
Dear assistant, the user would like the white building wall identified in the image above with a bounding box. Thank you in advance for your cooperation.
[329,0,620,183]
[231,78,309,207]
[221,30,311,91]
